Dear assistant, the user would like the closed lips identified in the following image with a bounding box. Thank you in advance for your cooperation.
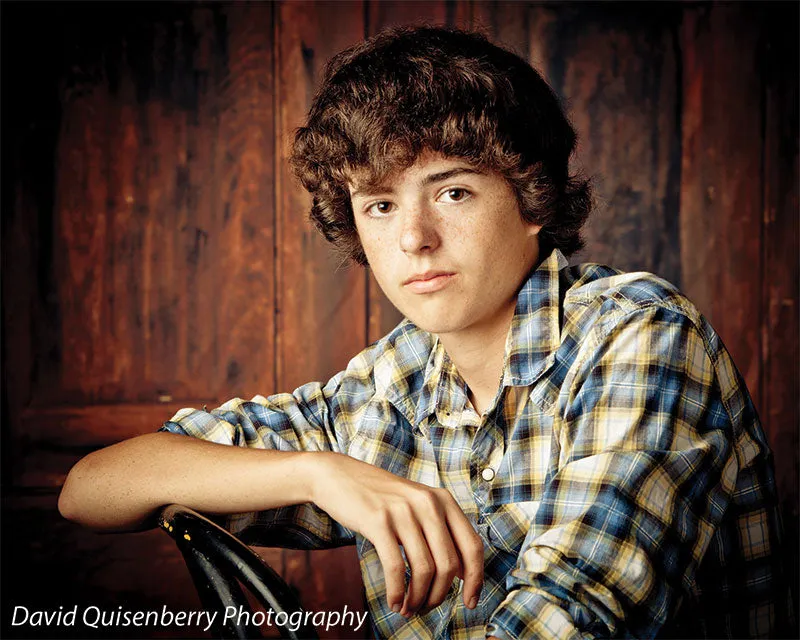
[404,272,454,284]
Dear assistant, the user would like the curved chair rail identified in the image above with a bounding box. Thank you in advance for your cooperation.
[159,504,320,640]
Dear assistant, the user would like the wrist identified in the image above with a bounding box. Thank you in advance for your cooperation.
[295,450,334,505]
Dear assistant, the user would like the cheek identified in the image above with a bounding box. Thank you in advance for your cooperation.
[355,224,381,259]
[359,230,396,281]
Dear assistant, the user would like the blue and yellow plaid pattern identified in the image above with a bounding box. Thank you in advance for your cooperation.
[162,249,790,639]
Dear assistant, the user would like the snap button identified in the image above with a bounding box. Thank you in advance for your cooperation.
[481,467,495,482]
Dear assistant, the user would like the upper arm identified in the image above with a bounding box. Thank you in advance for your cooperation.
[161,372,351,453]
[503,305,742,637]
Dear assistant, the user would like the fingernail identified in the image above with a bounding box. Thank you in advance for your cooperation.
[468,596,478,609]
[391,604,401,613]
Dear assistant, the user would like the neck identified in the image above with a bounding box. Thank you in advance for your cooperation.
[437,301,516,416]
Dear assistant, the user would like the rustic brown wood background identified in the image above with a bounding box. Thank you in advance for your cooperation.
[2,1,797,638]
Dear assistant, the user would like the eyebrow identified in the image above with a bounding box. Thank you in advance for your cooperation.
[350,167,486,199]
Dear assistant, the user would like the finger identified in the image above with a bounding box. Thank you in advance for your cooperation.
[395,521,436,616]
[372,533,408,614]
[417,509,462,612]
[442,497,484,608]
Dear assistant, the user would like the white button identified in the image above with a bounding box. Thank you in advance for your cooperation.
[481,467,495,482]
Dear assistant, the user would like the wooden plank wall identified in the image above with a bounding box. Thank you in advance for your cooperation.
[2,2,797,638]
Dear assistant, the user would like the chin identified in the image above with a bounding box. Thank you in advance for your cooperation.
[405,313,463,336]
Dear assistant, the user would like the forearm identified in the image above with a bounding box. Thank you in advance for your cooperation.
[58,431,317,532]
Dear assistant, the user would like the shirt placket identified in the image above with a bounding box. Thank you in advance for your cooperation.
[469,409,505,518]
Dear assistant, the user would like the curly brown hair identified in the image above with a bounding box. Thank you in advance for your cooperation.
[290,25,592,266]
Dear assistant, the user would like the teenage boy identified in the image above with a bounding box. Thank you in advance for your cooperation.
[59,26,789,639]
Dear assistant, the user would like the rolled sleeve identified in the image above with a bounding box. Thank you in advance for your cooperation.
[158,373,355,545]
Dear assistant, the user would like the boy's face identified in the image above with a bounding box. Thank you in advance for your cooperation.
[349,151,541,339]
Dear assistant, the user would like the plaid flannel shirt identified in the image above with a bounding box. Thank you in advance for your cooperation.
[161,248,790,639]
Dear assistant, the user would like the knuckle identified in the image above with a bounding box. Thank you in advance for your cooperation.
[391,500,413,518]
[411,561,434,582]
[417,489,439,509]
[439,555,459,575]
[414,560,434,578]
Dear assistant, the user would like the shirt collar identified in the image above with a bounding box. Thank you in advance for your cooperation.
[503,247,568,387]
[392,248,568,436]
[413,338,471,432]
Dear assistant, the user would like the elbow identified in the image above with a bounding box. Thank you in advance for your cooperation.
[58,455,91,524]
[57,439,161,533]
[58,452,110,528]
[57,484,78,523]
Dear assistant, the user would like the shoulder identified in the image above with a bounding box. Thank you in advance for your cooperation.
[332,318,435,410]
[561,262,714,346]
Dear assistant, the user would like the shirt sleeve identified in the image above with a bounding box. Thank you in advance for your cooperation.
[487,305,741,639]
[158,372,356,547]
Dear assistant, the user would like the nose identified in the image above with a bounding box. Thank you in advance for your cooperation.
[399,205,440,254]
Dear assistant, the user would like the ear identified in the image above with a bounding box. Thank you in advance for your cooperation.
[526,222,542,239]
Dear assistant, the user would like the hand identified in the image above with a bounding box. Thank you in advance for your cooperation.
[306,452,484,617]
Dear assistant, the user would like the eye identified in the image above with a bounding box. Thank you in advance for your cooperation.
[438,188,471,203]
[365,201,394,217]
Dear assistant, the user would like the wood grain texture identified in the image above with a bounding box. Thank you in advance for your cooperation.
[274,3,369,632]
[48,4,229,405]
[213,4,277,401]
[275,0,367,392]
[470,0,529,58]
[527,4,682,283]
[367,0,448,33]
[175,7,219,401]
[54,82,111,403]
[18,402,217,450]
[105,69,143,401]
[680,3,763,409]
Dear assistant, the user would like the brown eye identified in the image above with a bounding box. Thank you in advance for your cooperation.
[367,201,394,217]
[439,188,471,204]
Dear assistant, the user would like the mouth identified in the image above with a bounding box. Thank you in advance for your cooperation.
[403,271,456,294]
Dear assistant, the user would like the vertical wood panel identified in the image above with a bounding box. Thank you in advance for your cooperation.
[157,18,197,401]
[143,92,185,400]
[50,6,235,405]
[179,8,220,400]
[367,0,448,33]
[213,4,277,400]
[55,83,111,402]
[527,5,681,283]
[275,0,367,392]
[106,69,142,400]
[275,2,368,633]
[139,17,181,400]
[471,0,529,58]
[680,4,763,408]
